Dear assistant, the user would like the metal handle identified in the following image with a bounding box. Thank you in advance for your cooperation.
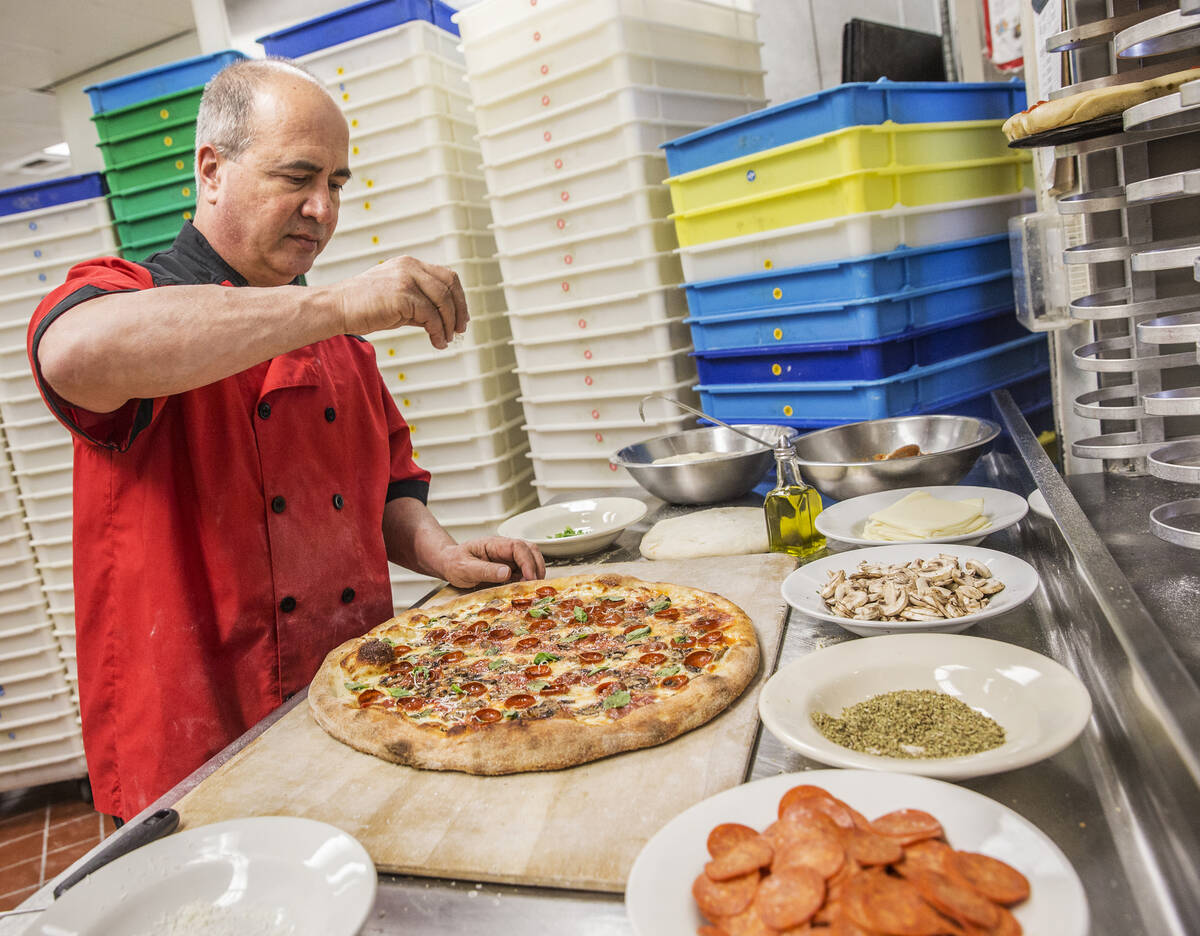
[638,393,779,449]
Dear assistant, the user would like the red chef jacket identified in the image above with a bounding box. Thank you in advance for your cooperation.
[27,223,430,819]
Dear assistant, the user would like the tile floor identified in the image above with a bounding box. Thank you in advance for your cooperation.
[0,779,114,911]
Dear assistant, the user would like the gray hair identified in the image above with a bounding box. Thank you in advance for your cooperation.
[194,58,334,171]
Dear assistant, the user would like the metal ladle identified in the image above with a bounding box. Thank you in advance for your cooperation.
[639,393,787,451]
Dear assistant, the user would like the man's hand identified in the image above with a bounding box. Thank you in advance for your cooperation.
[434,537,546,589]
[336,256,469,348]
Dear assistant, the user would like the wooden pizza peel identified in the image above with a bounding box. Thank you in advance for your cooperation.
[171,553,797,892]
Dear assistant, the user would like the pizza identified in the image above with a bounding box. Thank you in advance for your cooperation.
[1002,66,1200,141]
[308,573,760,773]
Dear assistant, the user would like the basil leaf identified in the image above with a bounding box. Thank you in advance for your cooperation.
[386,687,414,698]
[529,607,549,619]
[673,635,690,645]
[532,595,555,607]
[589,665,609,675]
[413,666,430,678]
[602,595,625,603]
[602,689,631,710]
[654,664,681,679]
[533,652,561,665]
[573,606,588,623]
[504,710,520,720]
[562,630,592,643]
[515,625,530,636]
[648,597,671,612]
[449,684,464,695]
[624,626,651,642]
[484,647,500,656]
[344,681,369,692]
[527,679,549,692]
[380,636,397,646]
[488,658,508,670]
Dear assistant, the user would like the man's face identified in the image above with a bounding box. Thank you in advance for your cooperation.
[200,78,350,287]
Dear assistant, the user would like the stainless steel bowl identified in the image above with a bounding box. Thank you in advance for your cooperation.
[790,415,1001,502]
[612,425,797,505]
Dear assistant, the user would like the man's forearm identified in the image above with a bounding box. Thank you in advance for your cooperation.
[383,496,456,578]
[36,283,345,413]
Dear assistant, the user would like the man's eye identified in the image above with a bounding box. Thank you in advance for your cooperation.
[330,182,343,192]
[287,176,308,185]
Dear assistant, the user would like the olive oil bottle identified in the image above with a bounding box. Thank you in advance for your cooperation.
[764,445,825,559]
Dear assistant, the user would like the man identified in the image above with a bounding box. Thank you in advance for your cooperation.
[27,59,544,820]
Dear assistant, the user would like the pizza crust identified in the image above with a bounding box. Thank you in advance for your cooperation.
[308,574,760,774]
[1003,67,1200,141]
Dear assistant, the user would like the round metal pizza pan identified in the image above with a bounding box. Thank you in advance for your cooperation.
[1148,439,1200,483]
[1046,5,1174,53]
[1131,240,1200,273]
[1048,60,1183,101]
[1150,498,1200,550]
[1073,385,1144,421]
[1057,185,1127,214]
[1182,78,1200,106]
[1143,388,1200,417]
[1123,92,1200,133]
[1073,335,1199,373]
[1137,311,1200,343]
[1116,9,1200,58]
[1062,236,1134,265]
[1069,288,1200,321]
[1125,168,1200,206]
[1071,431,1162,461]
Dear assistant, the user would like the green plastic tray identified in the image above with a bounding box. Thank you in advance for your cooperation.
[116,202,195,244]
[104,151,195,194]
[109,175,196,222]
[91,87,203,144]
[97,118,196,171]
[120,237,176,261]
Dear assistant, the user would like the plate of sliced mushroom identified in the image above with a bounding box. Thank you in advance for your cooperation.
[780,545,1040,636]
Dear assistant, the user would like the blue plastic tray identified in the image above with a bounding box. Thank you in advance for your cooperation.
[683,235,1011,318]
[84,51,246,115]
[692,307,1027,384]
[257,0,457,58]
[697,334,1047,422]
[685,271,1017,350]
[661,80,1027,177]
[0,174,106,217]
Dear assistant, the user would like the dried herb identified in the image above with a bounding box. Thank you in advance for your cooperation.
[810,689,1005,759]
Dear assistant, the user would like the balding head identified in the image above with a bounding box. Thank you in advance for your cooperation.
[195,58,341,171]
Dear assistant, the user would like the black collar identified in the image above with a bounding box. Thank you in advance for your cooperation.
[145,222,304,288]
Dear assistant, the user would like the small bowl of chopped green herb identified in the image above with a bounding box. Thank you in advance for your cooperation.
[757,633,1091,780]
[497,497,649,558]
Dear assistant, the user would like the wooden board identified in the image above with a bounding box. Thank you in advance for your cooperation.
[173,554,796,892]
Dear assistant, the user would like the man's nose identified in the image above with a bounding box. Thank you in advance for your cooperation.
[302,186,335,224]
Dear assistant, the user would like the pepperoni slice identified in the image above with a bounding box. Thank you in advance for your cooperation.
[452,634,475,646]
[536,586,557,597]
[843,827,903,866]
[772,827,845,879]
[755,866,825,929]
[987,905,1022,936]
[661,674,689,689]
[872,810,944,846]
[390,645,412,656]
[951,852,1030,906]
[638,652,667,666]
[654,607,680,620]
[694,617,724,632]
[712,902,778,936]
[524,664,551,677]
[461,682,486,697]
[899,840,955,876]
[529,620,557,632]
[510,597,533,609]
[356,689,384,707]
[674,635,697,649]
[707,823,759,858]
[504,694,536,709]
[902,868,999,928]
[778,785,835,818]
[578,650,604,664]
[388,660,413,675]
[477,607,501,617]
[486,628,513,642]
[400,697,427,712]
[471,708,501,723]
[574,633,600,647]
[514,636,541,650]
[692,870,759,920]
[778,803,842,837]
[705,835,774,881]
[698,631,727,647]
[622,623,647,635]
[425,627,447,643]
[439,650,466,664]
[780,789,855,830]
[684,650,715,669]
[844,872,954,936]
[595,681,618,696]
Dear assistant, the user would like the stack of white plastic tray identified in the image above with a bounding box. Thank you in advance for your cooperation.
[298,18,533,608]
[454,0,765,502]
[0,195,113,753]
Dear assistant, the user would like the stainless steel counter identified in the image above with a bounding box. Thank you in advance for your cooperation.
[7,392,1200,935]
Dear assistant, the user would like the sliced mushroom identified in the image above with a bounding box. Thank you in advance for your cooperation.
[820,570,846,600]
[964,559,992,579]
[880,581,908,617]
[843,589,870,611]
[978,579,1005,595]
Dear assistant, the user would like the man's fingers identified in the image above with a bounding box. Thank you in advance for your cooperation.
[447,554,514,588]
[479,538,544,582]
[410,262,467,347]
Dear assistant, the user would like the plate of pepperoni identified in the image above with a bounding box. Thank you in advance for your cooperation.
[625,770,1088,936]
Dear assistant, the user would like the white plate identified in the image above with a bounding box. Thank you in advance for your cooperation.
[781,544,1039,636]
[1027,488,1054,521]
[496,496,648,557]
[758,633,1092,779]
[625,769,1088,936]
[814,485,1029,547]
[29,816,376,936]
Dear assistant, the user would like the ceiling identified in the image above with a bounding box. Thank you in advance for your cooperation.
[0,0,196,188]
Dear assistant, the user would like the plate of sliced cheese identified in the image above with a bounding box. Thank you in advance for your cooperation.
[815,486,1028,547]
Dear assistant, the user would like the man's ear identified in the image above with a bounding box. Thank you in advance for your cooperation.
[194,143,223,205]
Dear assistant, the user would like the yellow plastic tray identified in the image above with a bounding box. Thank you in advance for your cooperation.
[665,120,1016,214]
[670,155,1034,247]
